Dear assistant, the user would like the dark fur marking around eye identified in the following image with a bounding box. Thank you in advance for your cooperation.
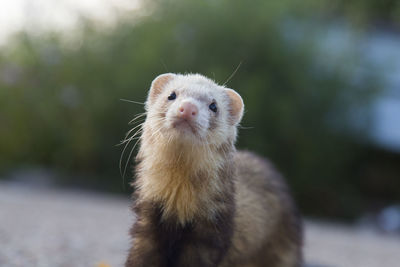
[168,92,176,100]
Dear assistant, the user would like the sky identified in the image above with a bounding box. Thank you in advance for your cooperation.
[0,0,140,45]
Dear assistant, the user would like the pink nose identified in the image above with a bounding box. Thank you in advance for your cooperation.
[178,102,198,120]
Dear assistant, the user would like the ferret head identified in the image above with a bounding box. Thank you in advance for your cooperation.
[143,73,244,147]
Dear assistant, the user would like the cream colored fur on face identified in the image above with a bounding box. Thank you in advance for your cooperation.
[135,73,243,224]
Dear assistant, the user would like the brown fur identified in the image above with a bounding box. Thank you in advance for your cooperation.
[221,151,302,267]
[125,74,302,267]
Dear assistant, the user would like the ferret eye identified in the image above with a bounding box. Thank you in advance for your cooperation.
[168,92,176,101]
[209,102,217,113]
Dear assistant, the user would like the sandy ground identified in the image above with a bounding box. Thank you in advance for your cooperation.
[0,182,399,267]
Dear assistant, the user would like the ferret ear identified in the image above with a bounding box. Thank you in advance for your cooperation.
[225,88,244,125]
[148,73,176,104]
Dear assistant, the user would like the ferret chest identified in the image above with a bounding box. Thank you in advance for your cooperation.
[138,166,217,224]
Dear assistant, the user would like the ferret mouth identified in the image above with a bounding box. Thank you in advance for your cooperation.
[171,118,199,135]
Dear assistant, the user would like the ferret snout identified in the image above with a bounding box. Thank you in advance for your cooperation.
[178,102,198,120]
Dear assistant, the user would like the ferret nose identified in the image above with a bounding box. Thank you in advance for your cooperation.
[178,102,198,120]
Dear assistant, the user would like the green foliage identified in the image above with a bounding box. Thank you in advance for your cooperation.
[0,0,384,218]
[332,0,400,29]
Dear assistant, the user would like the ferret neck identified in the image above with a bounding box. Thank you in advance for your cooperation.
[136,139,233,224]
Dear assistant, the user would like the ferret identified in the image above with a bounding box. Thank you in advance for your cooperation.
[125,73,303,267]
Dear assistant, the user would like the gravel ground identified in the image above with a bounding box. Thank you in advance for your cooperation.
[0,182,399,267]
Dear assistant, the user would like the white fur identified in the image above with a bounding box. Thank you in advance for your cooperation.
[145,73,241,146]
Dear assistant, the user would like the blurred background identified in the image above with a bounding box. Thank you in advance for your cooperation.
[0,0,400,266]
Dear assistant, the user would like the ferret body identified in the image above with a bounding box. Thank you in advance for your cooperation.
[126,73,302,267]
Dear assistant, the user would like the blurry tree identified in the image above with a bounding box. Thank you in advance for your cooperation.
[332,0,400,29]
[0,0,390,219]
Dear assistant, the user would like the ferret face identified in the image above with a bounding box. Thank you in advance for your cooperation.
[144,73,244,147]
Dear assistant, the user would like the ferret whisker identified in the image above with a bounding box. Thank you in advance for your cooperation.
[120,132,139,169]
[116,127,141,147]
[119,128,144,178]
[130,112,146,120]
[120,130,143,146]
[123,123,145,141]
[238,125,254,130]
[150,127,163,141]
[147,127,160,142]
[120,98,146,105]
[119,137,132,178]
[129,113,147,125]
[122,129,141,144]
[131,112,146,118]
[128,118,146,126]
[123,136,142,179]
[127,129,144,143]
[118,131,143,152]
[223,61,242,86]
